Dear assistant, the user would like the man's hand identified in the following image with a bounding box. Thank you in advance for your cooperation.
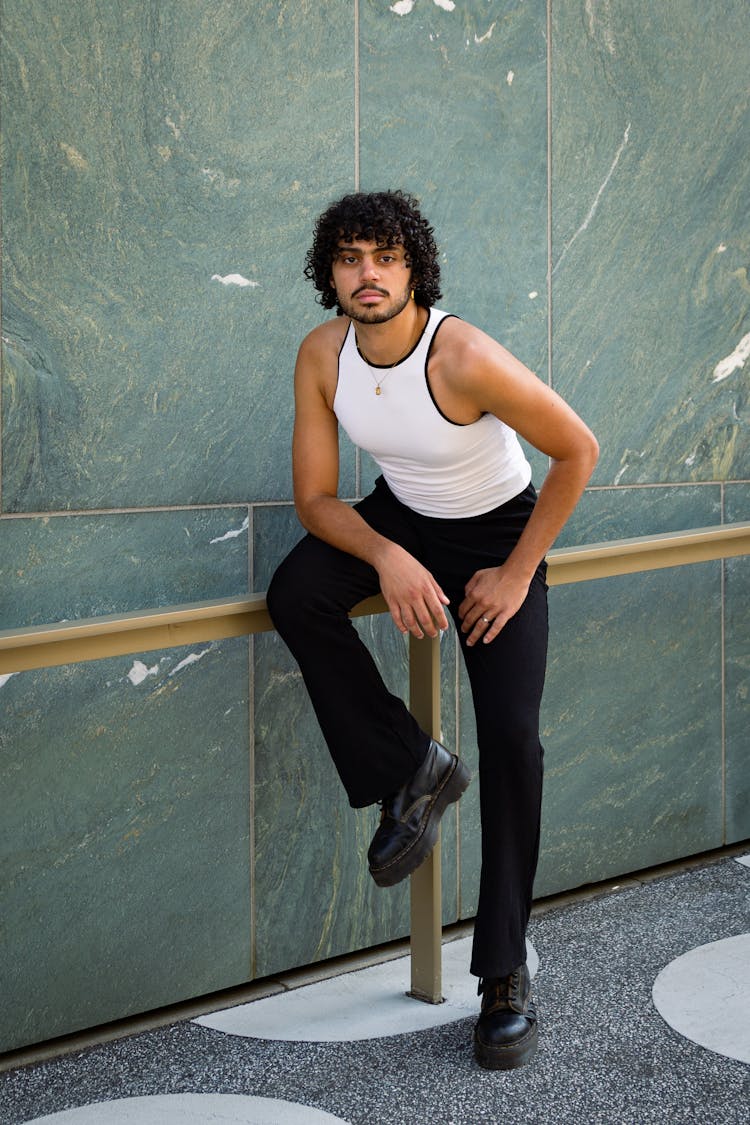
[375,542,450,639]
[458,565,532,646]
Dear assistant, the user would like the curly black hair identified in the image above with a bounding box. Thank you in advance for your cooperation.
[304,190,442,312]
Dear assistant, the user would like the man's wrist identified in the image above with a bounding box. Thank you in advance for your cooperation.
[368,534,400,573]
[502,551,542,584]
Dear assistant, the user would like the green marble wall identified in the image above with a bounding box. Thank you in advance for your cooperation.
[1,0,747,1051]
[1,0,355,510]
[0,640,251,1046]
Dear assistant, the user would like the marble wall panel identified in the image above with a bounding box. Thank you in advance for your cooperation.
[0,507,249,630]
[551,0,750,486]
[1,0,355,511]
[359,0,548,477]
[252,503,306,592]
[536,560,722,896]
[0,637,251,1053]
[724,484,750,843]
[555,483,722,548]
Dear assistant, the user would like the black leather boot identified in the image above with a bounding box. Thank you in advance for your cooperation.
[473,964,538,1070]
[367,739,471,888]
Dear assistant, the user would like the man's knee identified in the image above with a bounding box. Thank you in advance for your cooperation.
[266,554,307,633]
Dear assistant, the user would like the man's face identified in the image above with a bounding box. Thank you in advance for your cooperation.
[330,237,412,324]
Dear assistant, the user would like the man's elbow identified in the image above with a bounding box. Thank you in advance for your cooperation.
[585,429,599,470]
[560,429,598,483]
[294,488,334,533]
[294,494,316,532]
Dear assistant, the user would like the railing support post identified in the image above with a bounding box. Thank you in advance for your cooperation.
[408,632,443,1003]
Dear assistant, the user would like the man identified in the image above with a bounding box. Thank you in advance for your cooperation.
[267,190,598,1069]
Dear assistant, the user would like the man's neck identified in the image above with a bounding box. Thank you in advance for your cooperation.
[354,303,427,366]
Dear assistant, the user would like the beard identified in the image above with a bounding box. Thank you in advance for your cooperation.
[337,285,412,324]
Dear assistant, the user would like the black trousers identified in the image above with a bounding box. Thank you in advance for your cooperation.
[267,477,548,979]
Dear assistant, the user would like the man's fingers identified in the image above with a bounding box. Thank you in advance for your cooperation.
[385,596,409,634]
[422,587,451,634]
[409,599,444,638]
[401,607,425,639]
[459,600,482,634]
[382,568,450,638]
[392,597,447,639]
[464,608,507,646]
[481,614,507,644]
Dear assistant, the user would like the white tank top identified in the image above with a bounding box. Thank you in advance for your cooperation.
[333,308,531,518]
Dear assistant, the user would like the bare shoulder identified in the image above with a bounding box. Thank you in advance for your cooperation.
[298,317,349,364]
[296,317,350,405]
[432,315,531,386]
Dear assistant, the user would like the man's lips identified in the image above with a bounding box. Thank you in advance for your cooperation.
[353,288,388,302]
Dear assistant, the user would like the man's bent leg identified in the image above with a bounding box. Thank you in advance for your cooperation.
[267,480,471,882]
[367,736,471,886]
[267,531,429,807]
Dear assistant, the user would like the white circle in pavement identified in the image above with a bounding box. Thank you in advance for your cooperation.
[652,933,750,1064]
[195,936,538,1042]
[27,1093,350,1124]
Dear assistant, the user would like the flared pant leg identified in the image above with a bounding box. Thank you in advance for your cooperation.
[266,485,431,808]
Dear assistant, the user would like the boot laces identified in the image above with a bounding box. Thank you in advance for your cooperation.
[478,968,526,1013]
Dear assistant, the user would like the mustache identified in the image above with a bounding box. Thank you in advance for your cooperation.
[352,285,389,297]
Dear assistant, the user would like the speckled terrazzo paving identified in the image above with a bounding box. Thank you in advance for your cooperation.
[1,855,748,1125]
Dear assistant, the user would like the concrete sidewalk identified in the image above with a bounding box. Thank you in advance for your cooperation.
[1,850,749,1125]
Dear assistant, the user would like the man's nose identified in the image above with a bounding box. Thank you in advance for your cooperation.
[359,256,379,281]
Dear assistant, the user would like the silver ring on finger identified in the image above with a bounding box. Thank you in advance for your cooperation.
[481,615,492,624]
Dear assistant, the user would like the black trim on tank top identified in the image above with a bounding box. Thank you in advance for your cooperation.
[334,321,354,401]
[423,314,479,427]
[354,307,433,369]
[338,322,352,360]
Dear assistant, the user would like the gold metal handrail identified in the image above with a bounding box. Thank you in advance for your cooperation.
[2,523,748,676]
[1,520,748,1003]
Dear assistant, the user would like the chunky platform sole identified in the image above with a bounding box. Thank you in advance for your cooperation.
[368,754,471,888]
[473,1021,539,1071]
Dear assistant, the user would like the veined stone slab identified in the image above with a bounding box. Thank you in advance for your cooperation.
[0,506,249,629]
[0,639,251,1053]
[551,0,749,485]
[1,1,355,510]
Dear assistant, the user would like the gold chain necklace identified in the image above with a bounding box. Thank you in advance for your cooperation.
[371,371,389,396]
[355,322,420,395]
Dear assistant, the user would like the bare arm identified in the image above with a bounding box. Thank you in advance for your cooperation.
[435,324,599,646]
[292,328,450,638]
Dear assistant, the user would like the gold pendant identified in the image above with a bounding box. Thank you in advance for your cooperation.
[375,386,382,395]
